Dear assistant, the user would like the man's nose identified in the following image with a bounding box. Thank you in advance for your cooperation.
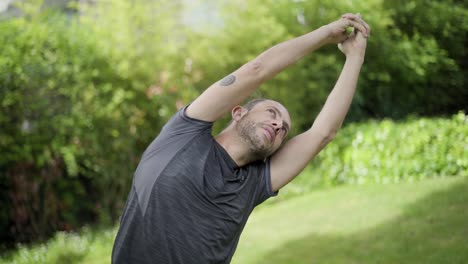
[271,121,282,133]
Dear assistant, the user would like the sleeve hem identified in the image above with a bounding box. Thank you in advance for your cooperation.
[265,158,279,197]
[179,104,214,125]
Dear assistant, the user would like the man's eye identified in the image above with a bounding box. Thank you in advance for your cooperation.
[268,109,275,116]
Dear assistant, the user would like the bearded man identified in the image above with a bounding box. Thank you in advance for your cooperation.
[112,13,370,264]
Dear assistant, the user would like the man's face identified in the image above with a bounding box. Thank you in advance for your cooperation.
[235,100,291,160]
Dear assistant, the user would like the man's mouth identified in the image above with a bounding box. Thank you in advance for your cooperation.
[263,127,275,142]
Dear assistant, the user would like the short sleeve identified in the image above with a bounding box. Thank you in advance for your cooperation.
[141,105,213,160]
[161,105,213,136]
[253,158,278,206]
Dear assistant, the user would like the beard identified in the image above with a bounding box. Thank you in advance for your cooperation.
[236,115,274,161]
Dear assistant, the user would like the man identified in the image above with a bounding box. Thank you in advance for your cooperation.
[112,13,370,264]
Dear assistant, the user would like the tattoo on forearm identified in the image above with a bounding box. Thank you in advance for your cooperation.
[219,74,236,86]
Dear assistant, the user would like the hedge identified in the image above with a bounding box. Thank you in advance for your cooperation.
[281,112,468,199]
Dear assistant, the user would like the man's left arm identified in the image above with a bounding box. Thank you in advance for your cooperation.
[270,29,368,192]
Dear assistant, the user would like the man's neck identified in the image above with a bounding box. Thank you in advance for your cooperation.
[214,129,256,167]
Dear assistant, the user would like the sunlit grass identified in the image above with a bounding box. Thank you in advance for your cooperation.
[233,176,468,264]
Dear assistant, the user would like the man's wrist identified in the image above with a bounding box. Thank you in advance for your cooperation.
[345,54,365,64]
[318,25,334,45]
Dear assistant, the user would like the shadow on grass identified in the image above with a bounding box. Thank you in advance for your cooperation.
[258,178,468,264]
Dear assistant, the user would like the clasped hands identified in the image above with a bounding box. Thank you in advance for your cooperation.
[324,13,371,59]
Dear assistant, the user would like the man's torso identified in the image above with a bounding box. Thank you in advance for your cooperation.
[112,107,276,263]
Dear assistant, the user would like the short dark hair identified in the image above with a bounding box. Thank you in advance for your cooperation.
[242,98,268,111]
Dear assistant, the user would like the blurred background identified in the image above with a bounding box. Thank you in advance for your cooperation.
[0,0,467,263]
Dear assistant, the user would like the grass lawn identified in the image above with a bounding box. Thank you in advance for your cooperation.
[1,176,467,264]
[233,176,468,264]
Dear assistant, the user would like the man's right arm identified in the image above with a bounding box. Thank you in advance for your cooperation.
[270,28,369,191]
[185,14,370,122]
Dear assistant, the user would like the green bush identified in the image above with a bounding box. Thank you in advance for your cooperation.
[0,0,196,245]
[0,226,116,264]
[0,13,128,244]
[281,112,468,198]
[0,0,187,246]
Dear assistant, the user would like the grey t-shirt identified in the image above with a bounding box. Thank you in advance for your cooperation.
[112,106,277,264]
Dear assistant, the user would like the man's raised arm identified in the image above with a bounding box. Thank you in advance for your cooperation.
[270,15,370,191]
[186,14,370,122]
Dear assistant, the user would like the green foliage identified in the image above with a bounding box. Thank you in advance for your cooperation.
[1,0,467,247]
[192,0,467,131]
[0,0,184,245]
[0,13,121,243]
[0,226,115,264]
[282,112,468,198]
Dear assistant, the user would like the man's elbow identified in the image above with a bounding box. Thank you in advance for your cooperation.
[322,130,337,145]
[313,129,337,148]
[247,59,269,82]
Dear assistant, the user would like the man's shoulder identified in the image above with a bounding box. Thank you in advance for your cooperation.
[159,105,213,135]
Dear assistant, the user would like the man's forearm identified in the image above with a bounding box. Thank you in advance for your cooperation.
[254,26,331,81]
[311,56,364,137]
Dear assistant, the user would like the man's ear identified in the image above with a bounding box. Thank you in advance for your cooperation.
[231,106,248,121]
